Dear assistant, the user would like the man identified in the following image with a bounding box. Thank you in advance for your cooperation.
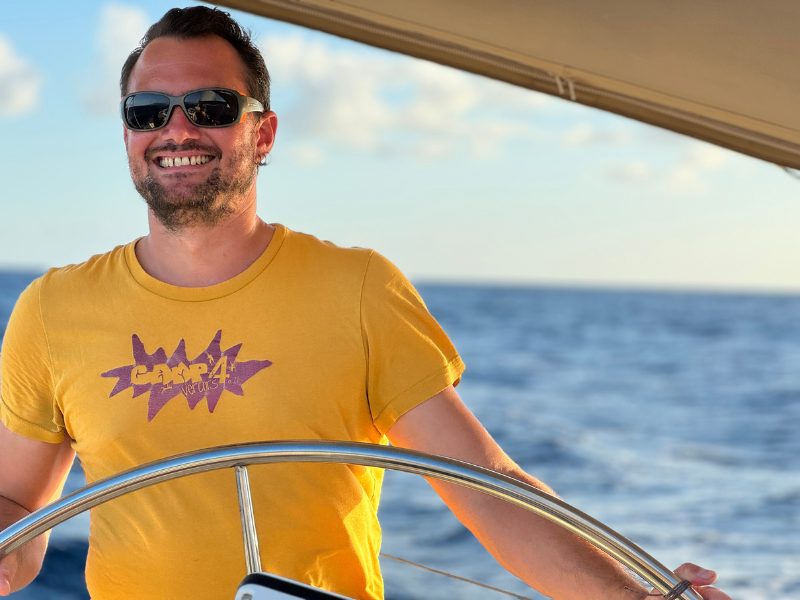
[0,7,730,600]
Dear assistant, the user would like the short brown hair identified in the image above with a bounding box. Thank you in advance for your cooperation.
[120,6,270,111]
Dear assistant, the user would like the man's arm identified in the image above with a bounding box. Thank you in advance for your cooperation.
[387,386,731,600]
[0,419,75,596]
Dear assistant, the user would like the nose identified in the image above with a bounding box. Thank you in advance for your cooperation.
[159,105,200,144]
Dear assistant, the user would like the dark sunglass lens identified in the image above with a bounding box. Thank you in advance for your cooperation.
[125,93,171,130]
[184,89,239,126]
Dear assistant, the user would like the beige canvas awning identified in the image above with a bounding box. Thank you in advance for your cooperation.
[210,0,800,168]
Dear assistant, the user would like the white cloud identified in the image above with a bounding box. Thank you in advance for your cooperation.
[667,142,733,191]
[604,160,652,182]
[0,35,43,116]
[561,123,631,146]
[599,142,732,188]
[285,143,325,166]
[688,143,730,169]
[666,163,703,191]
[83,4,149,114]
[261,35,549,160]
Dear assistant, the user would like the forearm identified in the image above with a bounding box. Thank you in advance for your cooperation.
[428,472,649,600]
[0,495,47,595]
[389,389,729,600]
[388,389,650,599]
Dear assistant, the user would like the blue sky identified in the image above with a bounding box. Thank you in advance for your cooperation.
[2,1,800,291]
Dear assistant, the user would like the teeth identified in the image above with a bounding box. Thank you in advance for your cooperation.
[158,155,211,168]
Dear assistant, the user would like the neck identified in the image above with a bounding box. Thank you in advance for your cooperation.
[135,199,274,287]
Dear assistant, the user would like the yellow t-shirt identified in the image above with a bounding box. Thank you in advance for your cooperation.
[0,224,464,600]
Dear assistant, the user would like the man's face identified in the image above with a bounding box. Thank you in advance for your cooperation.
[124,35,275,231]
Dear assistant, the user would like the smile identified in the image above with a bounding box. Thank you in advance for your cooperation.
[157,155,214,169]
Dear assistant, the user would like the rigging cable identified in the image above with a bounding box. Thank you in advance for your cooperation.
[379,553,535,600]
[781,166,800,180]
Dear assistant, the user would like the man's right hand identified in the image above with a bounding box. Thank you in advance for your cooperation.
[0,419,75,595]
[670,563,732,600]
[0,536,48,597]
[0,551,18,595]
[0,498,50,596]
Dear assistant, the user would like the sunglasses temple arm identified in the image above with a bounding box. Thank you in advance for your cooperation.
[245,97,265,114]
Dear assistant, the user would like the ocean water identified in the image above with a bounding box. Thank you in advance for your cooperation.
[1,273,798,599]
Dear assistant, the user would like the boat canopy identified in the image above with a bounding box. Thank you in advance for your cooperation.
[210,0,800,169]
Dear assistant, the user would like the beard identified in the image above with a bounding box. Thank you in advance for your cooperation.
[132,140,257,232]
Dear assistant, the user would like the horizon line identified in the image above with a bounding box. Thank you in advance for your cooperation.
[3,268,800,298]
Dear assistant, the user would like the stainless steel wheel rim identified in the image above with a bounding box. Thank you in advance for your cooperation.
[0,440,700,599]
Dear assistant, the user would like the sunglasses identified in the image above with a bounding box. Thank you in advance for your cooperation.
[120,87,264,131]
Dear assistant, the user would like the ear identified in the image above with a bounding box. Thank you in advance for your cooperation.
[254,111,278,161]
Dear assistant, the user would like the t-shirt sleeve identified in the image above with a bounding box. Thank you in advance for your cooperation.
[0,276,65,443]
[360,251,465,434]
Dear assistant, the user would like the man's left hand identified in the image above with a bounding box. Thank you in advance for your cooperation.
[671,563,732,600]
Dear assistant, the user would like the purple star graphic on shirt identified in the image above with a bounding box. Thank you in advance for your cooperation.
[101,330,272,421]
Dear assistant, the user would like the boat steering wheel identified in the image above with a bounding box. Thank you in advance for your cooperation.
[0,441,700,600]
